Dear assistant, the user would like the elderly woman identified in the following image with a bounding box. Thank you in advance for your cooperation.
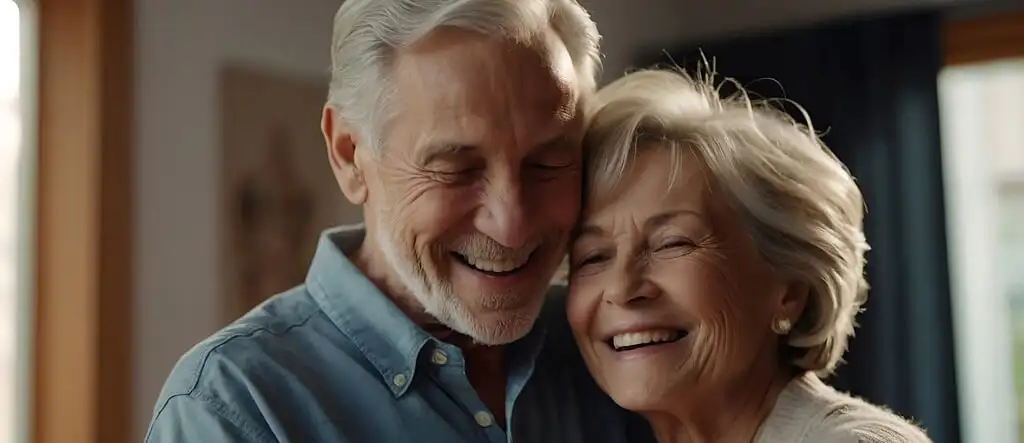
[567,69,931,443]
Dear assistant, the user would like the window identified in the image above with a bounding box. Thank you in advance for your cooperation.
[0,1,30,443]
[939,58,1024,443]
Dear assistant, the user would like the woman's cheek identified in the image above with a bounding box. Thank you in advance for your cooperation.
[566,279,599,342]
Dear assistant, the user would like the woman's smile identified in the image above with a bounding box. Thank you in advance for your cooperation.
[563,68,928,442]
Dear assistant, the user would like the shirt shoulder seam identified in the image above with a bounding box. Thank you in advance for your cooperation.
[151,306,317,411]
[185,306,318,392]
[144,392,274,443]
[147,311,318,442]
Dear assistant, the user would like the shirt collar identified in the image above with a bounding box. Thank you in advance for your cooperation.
[305,225,432,397]
[305,225,551,399]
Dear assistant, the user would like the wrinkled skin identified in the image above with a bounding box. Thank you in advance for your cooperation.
[323,27,583,345]
[568,147,807,442]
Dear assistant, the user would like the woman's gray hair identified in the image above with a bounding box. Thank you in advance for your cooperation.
[584,69,870,374]
[327,0,601,153]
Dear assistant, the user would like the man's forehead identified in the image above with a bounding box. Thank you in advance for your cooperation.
[394,28,579,114]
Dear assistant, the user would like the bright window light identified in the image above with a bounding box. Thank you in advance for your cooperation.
[939,58,1024,443]
[0,1,21,443]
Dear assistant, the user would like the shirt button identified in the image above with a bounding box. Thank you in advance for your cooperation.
[474,411,494,428]
[392,373,407,387]
[430,349,448,365]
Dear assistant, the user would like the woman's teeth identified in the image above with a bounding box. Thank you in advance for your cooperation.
[611,329,685,351]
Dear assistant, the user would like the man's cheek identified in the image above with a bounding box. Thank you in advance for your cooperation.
[548,193,583,229]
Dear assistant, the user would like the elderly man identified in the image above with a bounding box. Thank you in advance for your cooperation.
[144,0,653,442]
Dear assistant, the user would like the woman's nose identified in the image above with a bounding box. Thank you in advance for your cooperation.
[602,263,659,306]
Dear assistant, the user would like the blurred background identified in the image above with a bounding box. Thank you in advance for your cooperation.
[1,0,1023,442]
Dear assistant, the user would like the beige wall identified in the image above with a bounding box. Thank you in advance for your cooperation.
[132,0,340,438]
[131,0,975,439]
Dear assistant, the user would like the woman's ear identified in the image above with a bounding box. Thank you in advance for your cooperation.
[322,106,368,205]
[779,281,810,325]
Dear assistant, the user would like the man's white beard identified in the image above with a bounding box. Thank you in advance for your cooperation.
[373,219,534,345]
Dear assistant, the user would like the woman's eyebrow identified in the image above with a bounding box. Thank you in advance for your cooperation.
[572,224,604,241]
[643,209,704,232]
[573,209,704,239]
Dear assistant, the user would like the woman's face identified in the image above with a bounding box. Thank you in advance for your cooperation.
[568,147,791,413]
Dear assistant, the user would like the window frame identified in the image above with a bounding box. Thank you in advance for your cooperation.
[13,4,38,443]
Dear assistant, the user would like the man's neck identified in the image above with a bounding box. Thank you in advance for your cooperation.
[351,237,435,324]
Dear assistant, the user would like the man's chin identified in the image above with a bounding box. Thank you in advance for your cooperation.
[434,294,544,345]
[463,313,538,346]
[433,253,554,343]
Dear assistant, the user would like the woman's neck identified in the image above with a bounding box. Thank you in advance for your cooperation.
[646,368,795,443]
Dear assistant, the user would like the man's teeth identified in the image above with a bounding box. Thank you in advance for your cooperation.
[611,329,683,350]
[462,253,530,273]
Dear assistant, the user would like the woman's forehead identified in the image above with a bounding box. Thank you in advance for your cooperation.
[586,149,709,212]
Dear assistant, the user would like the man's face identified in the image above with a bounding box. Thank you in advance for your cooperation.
[359,28,582,344]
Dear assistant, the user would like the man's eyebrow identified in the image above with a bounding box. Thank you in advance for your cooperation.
[416,142,477,165]
[529,133,572,155]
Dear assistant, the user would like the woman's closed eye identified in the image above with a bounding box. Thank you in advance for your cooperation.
[580,253,608,266]
[652,238,696,258]
[571,250,611,273]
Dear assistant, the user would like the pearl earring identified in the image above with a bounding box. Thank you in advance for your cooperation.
[772,318,793,335]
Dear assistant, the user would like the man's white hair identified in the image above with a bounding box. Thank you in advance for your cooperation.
[327,0,602,152]
[583,69,870,374]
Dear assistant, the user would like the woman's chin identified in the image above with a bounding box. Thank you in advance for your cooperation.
[586,338,695,412]
[607,384,680,414]
[600,372,688,414]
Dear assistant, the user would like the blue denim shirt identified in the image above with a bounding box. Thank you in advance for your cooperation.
[144,227,654,443]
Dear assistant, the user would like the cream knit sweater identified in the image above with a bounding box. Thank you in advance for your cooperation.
[753,373,932,443]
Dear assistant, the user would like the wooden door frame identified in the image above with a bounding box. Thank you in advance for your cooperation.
[30,0,134,441]
[944,10,1024,66]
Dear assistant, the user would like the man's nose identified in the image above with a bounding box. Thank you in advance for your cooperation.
[474,174,530,249]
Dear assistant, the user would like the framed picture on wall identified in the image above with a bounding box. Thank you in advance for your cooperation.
[218,65,363,324]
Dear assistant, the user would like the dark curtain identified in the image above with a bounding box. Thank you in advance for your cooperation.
[640,12,960,443]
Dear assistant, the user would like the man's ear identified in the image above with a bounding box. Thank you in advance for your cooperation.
[322,106,368,205]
